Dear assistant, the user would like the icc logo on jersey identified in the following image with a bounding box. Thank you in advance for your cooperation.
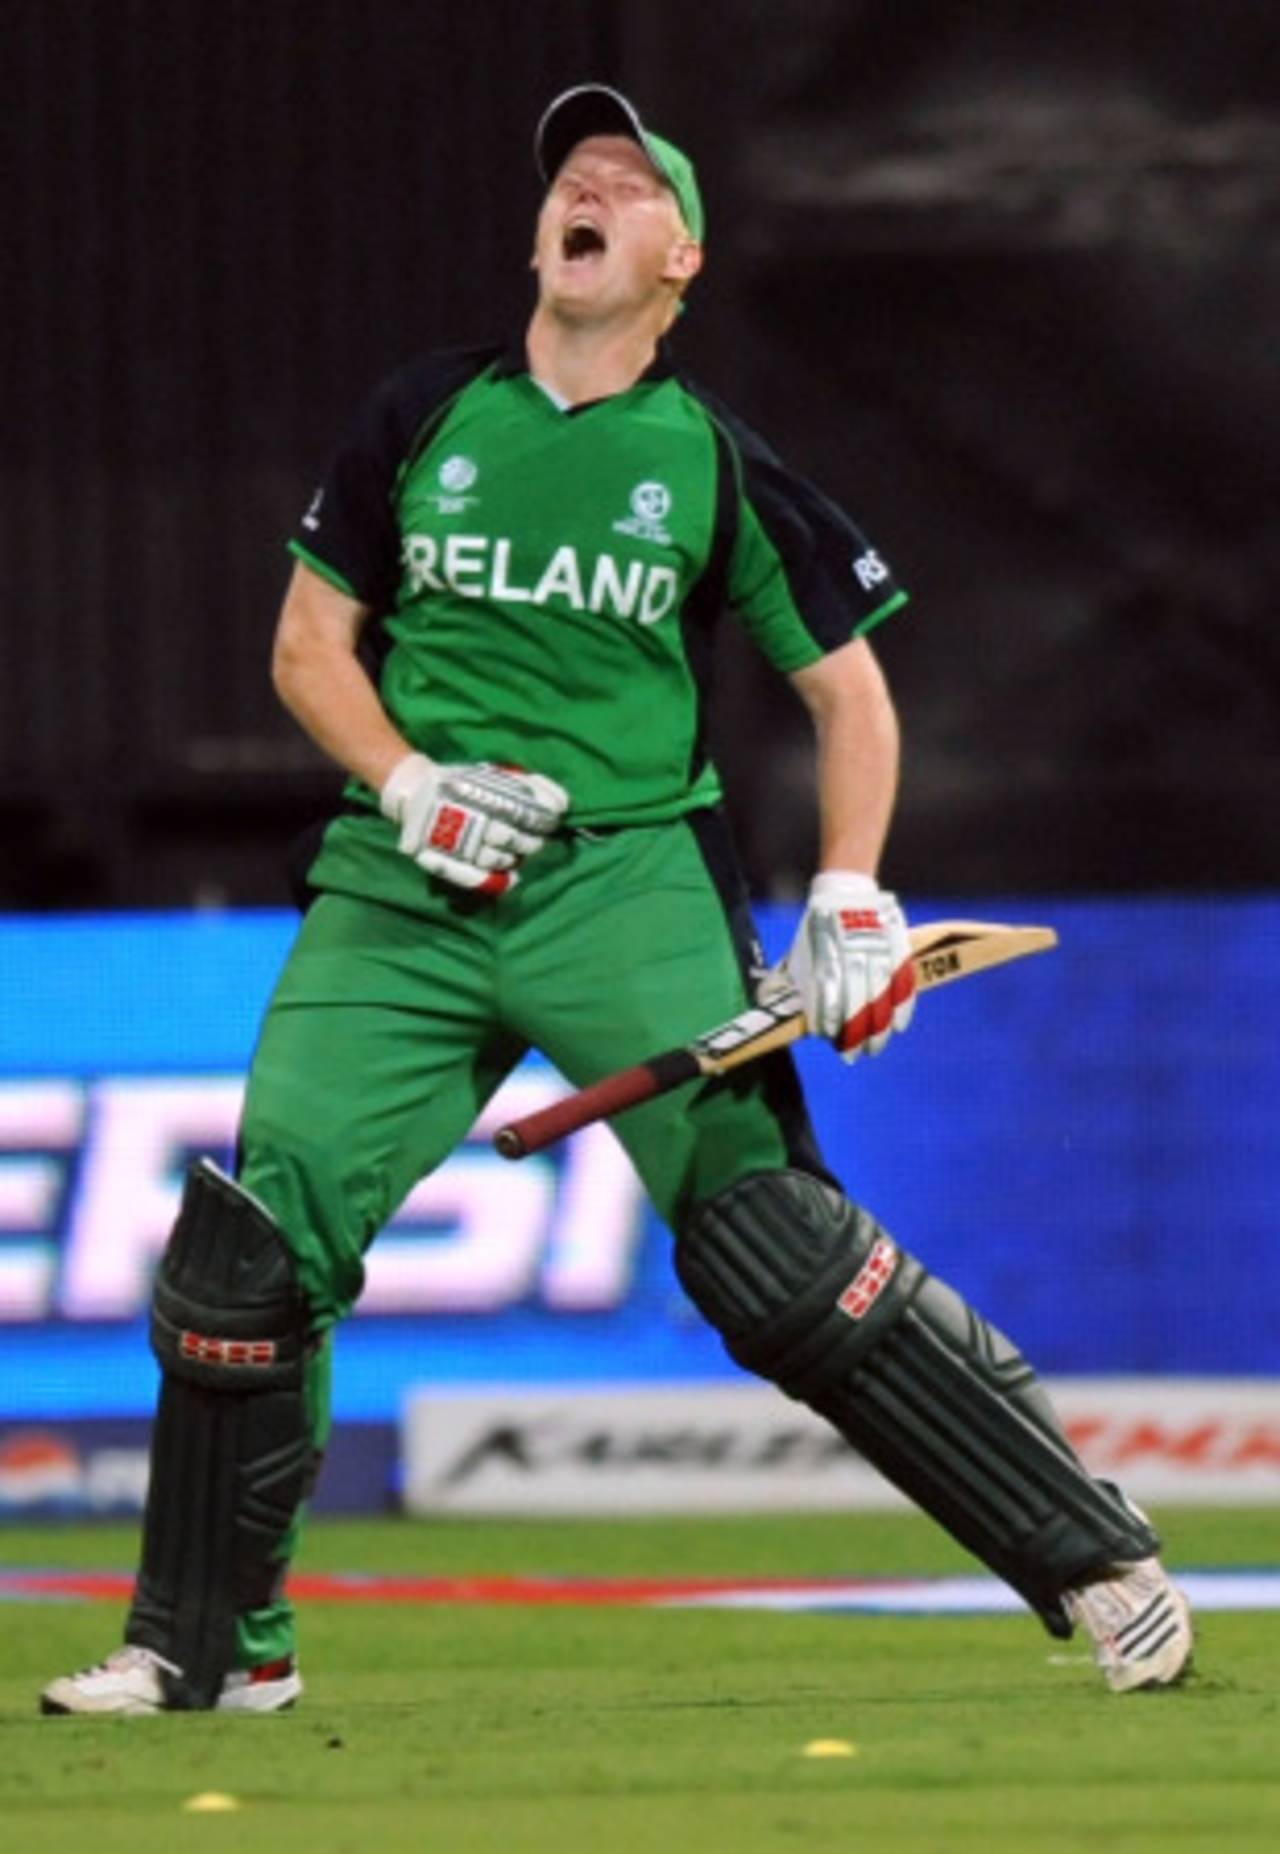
[431,456,480,514]
[613,481,673,546]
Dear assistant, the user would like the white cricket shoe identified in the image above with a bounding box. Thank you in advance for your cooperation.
[215,1655,303,1713]
[40,1645,302,1715]
[1064,1556,1194,1693]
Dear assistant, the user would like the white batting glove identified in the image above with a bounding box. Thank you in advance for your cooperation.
[380,754,570,895]
[783,871,916,1062]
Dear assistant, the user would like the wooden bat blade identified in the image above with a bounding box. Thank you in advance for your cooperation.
[906,921,1058,994]
[493,918,1056,1158]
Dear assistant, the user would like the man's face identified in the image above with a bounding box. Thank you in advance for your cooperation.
[533,135,701,323]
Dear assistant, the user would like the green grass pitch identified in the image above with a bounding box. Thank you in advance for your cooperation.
[2,1505,1277,1853]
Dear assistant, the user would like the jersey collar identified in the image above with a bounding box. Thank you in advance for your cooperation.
[493,336,677,396]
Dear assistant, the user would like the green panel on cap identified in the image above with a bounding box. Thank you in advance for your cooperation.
[642,131,705,243]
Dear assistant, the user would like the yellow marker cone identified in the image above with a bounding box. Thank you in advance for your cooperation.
[182,1792,242,1812]
[802,1738,857,1758]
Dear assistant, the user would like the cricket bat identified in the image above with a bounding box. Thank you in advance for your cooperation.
[493,920,1057,1159]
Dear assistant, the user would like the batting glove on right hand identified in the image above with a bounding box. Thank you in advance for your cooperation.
[784,871,916,1061]
[380,754,570,895]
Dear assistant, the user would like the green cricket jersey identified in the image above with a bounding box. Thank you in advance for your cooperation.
[289,340,907,831]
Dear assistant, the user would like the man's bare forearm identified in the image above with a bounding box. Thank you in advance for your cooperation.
[271,561,413,795]
[790,636,901,875]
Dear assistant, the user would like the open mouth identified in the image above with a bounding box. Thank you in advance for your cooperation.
[562,222,607,261]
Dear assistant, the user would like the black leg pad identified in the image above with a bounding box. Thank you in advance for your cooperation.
[676,1170,1158,1636]
[125,1160,316,1709]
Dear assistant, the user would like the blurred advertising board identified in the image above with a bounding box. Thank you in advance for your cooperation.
[1,896,1277,1494]
[0,1418,396,1519]
[401,1379,1280,1516]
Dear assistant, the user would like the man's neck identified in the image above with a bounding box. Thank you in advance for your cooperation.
[525,306,664,407]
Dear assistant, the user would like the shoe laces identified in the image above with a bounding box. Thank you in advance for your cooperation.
[81,1645,176,1679]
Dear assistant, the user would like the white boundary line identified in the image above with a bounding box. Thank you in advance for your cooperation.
[660,1570,1280,1615]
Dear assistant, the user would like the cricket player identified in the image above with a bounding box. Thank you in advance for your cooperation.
[42,85,1192,1714]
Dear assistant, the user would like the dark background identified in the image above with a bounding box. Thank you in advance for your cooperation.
[5,0,1277,908]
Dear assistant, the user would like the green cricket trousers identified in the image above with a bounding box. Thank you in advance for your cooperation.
[230,808,828,1664]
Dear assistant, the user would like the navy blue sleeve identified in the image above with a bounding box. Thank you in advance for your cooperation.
[288,345,501,611]
[682,378,909,654]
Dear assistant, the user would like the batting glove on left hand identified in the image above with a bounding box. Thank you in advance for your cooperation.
[380,754,570,895]
[783,871,916,1061]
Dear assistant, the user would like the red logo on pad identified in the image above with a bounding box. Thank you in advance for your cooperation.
[180,1331,277,1368]
[837,1237,899,1320]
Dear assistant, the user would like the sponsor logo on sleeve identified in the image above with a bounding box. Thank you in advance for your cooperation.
[853,548,889,591]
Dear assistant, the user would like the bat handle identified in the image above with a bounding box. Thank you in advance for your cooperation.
[492,1064,656,1158]
[493,1050,699,1159]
